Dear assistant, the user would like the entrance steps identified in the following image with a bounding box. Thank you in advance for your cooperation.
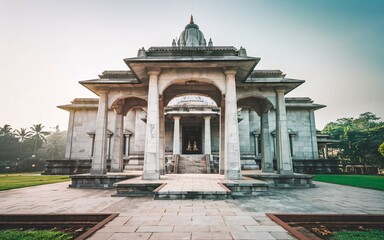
[178,154,207,174]
[113,174,269,199]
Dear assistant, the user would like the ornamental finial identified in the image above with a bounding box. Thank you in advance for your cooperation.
[190,15,194,24]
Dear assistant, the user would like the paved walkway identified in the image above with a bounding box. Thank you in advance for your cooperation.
[116,174,229,193]
[0,178,383,240]
[235,181,384,215]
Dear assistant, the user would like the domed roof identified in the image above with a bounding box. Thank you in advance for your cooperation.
[178,15,206,47]
[168,95,217,107]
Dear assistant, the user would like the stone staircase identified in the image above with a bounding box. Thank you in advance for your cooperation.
[178,154,207,174]
[124,155,144,171]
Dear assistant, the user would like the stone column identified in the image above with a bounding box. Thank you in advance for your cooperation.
[124,131,132,156]
[224,68,242,180]
[134,109,145,153]
[91,88,109,175]
[143,68,161,180]
[275,88,293,175]
[159,97,165,175]
[324,145,329,159]
[204,116,211,155]
[173,115,181,155]
[111,112,124,172]
[239,108,251,153]
[252,131,259,157]
[219,98,225,175]
[261,112,274,172]
[125,109,135,155]
[309,110,320,159]
[65,111,75,159]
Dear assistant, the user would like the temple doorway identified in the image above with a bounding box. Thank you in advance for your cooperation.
[182,125,202,154]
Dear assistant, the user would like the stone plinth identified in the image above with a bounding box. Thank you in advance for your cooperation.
[43,159,130,175]
[69,173,138,189]
[244,172,315,188]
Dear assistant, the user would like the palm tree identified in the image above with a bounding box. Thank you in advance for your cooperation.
[14,128,32,158]
[30,124,50,156]
[0,124,13,136]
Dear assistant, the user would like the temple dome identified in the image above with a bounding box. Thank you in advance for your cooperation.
[178,15,206,47]
[168,95,216,107]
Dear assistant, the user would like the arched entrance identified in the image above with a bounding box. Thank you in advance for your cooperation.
[167,95,218,155]
[237,96,274,173]
[163,89,221,174]
[109,97,147,172]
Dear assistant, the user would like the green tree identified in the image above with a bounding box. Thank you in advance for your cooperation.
[0,131,19,168]
[0,124,13,136]
[30,124,50,156]
[37,130,66,160]
[323,112,384,166]
[379,142,384,157]
[13,128,32,159]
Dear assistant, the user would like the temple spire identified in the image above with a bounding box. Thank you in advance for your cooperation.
[190,15,194,24]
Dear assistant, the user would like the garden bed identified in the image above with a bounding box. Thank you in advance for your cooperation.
[267,214,384,240]
[0,213,118,240]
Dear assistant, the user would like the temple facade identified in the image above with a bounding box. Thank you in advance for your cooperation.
[58,17,328,180]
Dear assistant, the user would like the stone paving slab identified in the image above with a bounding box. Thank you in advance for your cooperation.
[0,177,383,239]
[95,199,296,239]
[235,181,384,214]
[114,174,268,198]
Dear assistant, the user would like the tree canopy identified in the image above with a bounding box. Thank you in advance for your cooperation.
[322,112,384,165]
[0,124,66,172]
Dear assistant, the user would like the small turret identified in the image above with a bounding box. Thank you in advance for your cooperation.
[208,38,213,47]
[239,46,247,56]
[137,47,146,57]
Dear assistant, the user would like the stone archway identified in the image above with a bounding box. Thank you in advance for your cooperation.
[162,83,223,175]
[237,96,274,173]
[109,97,147,172]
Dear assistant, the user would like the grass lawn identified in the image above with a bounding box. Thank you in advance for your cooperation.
[331,229,384,240]
[0,173,70,191]
[0,229,72,240]
[313,174,384,191]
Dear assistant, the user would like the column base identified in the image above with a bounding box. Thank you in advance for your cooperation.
[142,171,160,180]
[110,169,123,173]
[90,169,107,175]
[261,169,275,173]
[277,170,294,175]
[225,170,242,180]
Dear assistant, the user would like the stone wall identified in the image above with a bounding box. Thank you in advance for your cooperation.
[69,110,97,160]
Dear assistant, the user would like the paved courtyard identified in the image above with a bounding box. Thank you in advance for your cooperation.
[0,178,383,240]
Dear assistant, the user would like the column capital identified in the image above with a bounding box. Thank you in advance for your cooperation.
[275,87,286,93]
[223,67,237,76]
[252,130,260,136]
[173,115,181,120]
[147,67,161,76]
[98,87,110,94]
[204,115,212,120]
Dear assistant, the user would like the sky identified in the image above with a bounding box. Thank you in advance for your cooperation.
[0,0,383,132]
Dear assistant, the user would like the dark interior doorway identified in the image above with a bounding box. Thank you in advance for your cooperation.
[182,126,202,154]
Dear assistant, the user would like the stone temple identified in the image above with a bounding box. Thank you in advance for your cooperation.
[50,16,335,185]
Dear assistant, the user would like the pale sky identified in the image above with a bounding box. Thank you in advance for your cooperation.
[1,0,383,131]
